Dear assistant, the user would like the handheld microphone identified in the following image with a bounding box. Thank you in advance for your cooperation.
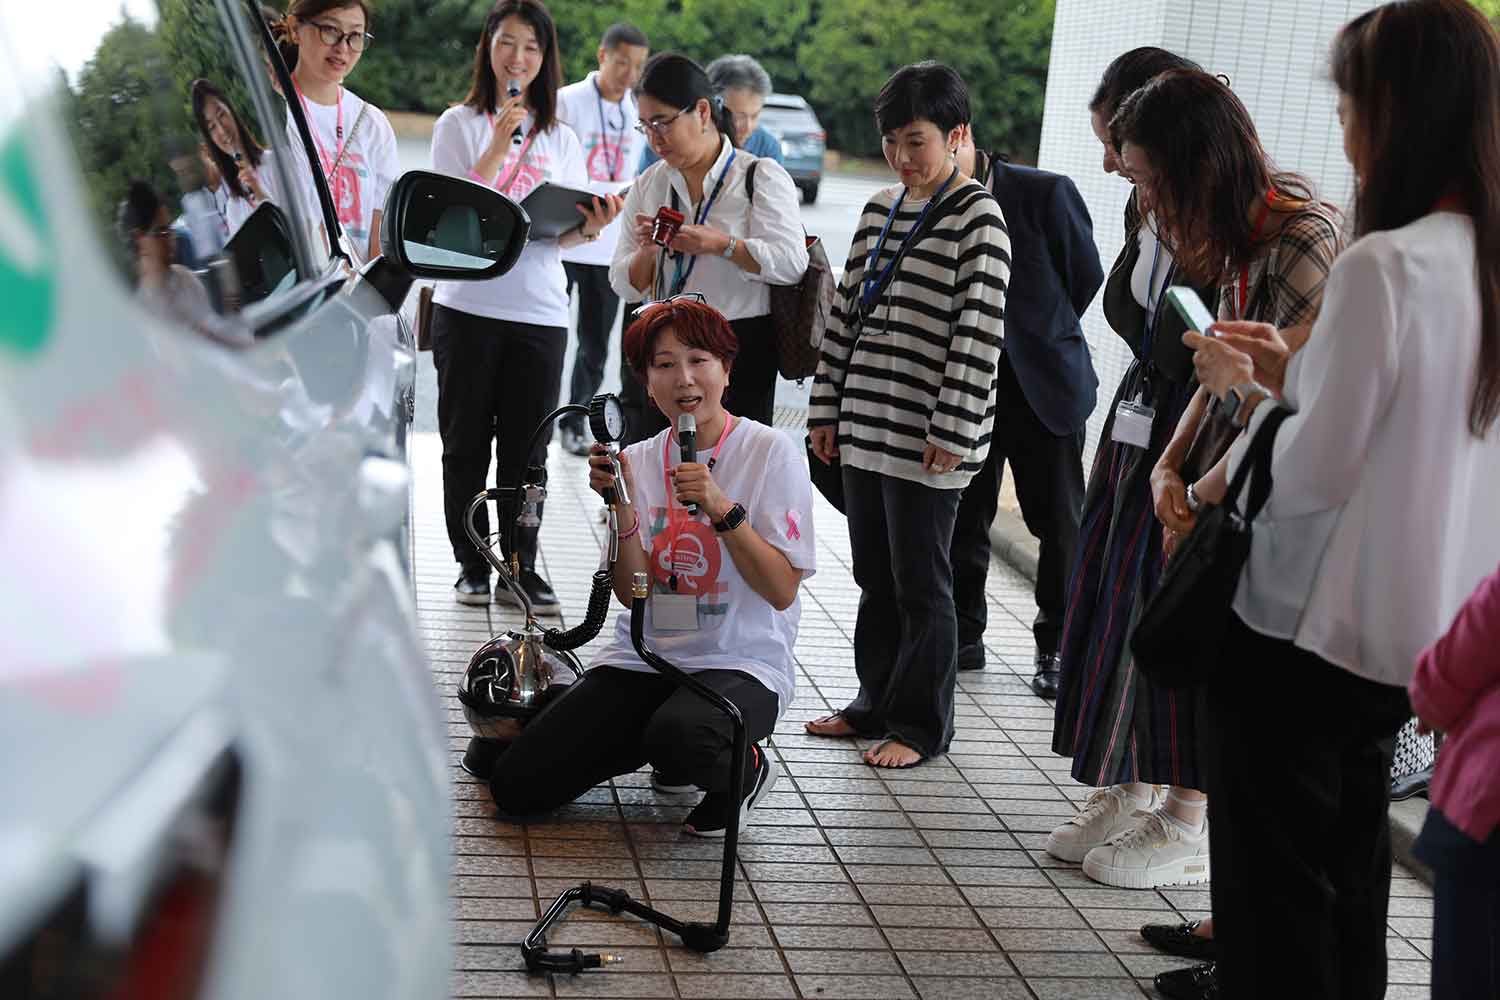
[506,79,524,144]
[677,413,698,516]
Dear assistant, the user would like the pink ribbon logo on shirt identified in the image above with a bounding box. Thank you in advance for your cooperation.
[786,510,802,541]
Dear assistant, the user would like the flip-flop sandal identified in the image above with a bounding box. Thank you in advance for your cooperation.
[804,713,858,737]
[863,739,927,770]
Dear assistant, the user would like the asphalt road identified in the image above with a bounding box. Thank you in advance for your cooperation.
[398,138,888,433]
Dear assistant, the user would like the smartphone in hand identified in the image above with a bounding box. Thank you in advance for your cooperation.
[1165,286,1217,337]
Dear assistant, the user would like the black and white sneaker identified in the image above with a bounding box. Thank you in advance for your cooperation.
[651,769,697,795]
[454,569,490,606]
[494,569,561,616]
[682,745,778,839]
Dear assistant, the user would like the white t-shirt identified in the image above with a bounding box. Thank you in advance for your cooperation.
[589,419,817,716]
[286,88,399,258]
[429,105,587,328]
[224,149,297,237]
[556,72,641,267]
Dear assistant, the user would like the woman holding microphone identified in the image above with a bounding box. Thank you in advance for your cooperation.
[429,0,622,612]
[610,52,809,439]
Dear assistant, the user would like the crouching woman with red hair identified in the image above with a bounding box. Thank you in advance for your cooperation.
[488,297,816,837]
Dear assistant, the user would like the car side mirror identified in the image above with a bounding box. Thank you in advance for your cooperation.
[379,171,530,281]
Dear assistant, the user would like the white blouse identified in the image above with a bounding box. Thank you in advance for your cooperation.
[1229,211,1500,687]
[608,135,809,318]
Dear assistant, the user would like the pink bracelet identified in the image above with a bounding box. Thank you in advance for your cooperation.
[617,512,641,540]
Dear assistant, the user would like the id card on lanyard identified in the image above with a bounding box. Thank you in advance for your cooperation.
[858,168,958,329]
[653,416,735,629]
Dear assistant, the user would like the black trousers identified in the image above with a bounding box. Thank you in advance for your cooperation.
[1206,614,1411,1000]
[618,312,779,446]
[840,464,963,758]
[561,262,620,434]
[1415,806,1500,1000]
[951,353,1085,665]
[431,303,564,576]
[489,665,779,815]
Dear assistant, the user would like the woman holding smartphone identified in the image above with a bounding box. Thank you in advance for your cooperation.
[429,0,622,614]
[610,52,808,438]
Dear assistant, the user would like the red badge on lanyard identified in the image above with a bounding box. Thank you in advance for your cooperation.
[655,416,735,594]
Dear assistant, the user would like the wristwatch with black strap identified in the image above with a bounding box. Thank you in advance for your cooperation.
[713,501,747,533]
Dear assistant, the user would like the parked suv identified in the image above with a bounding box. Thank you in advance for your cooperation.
[0,2,527,997]
[760,93,826,203]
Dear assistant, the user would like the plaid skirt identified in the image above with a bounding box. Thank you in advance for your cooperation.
[1052,362,1206,790]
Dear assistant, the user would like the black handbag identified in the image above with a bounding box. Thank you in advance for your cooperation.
[1130,406,1292,688]
[805,435,845,513]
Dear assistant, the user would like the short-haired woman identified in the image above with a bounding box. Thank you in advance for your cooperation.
[488,298,816,837]
[271,0,399,263]
[1185,2,1500,994]
[611,53,808,437]
[429,0,622,612]
[805,62,1009,769]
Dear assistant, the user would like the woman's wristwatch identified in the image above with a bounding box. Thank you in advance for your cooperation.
[721,235,738,259]
[1185,482,1203,514]
[1223,381,1272,428]
[713,502,747,533]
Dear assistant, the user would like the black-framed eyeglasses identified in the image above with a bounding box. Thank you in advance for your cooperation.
[636,292,708,312]
[634,107,692,137]
[308,21,373,52]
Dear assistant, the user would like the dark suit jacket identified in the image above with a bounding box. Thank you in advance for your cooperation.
[978,151,1104,436]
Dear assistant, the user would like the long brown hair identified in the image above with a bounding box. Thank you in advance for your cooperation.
[190,78,265,202]
[1332,0,1500,436]
[462,0,562,134]
[1110,69,1316,286]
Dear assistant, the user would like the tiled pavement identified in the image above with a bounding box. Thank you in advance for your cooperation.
[411,429,1436,1000]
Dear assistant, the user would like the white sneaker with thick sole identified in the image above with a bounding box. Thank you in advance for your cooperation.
[682,749,778,839]
[1081,807,1210,889]
[1045,785,1159,863]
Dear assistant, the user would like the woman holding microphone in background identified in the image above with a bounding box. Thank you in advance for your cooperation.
[610,52,808,440]
[429,0,622,612]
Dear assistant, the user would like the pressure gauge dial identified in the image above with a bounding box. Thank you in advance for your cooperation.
[588,394,627,444]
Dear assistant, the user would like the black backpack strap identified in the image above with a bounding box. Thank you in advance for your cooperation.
[1223,405,1292,520]
[747,159,757,203]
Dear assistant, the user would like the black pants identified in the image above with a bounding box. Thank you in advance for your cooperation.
[489,665,779,815]
[951,353,1085,665]
[1206,614,1411,1000]
[431,303,565,576]
[840,465,963,758]
[561,262,620,434]
[618,312,778,446]
[1415,807,1500,999]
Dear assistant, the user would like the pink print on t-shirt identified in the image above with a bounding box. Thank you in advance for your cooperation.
[585,139,626,182]
[331,161,363,230]
[496,146,549,201]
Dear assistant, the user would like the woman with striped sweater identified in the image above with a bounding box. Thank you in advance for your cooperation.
[806,63,1010,768]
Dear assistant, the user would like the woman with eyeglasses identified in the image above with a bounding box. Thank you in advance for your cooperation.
[610,52,809,439]
[428,0,622,614]
[639,53,786,170]
[268,0,398,263]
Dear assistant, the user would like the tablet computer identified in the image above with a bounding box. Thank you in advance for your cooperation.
[520,182,598,239]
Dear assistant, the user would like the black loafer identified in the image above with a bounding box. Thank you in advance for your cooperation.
[957,643,986,672]
[495,568,562,616]
[1140,920,1216,961]
[1391,765,1433,802]
[1031,652,1061,699]
[1154,962,1218,1000]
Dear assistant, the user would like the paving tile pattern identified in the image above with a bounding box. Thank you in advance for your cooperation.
[412,432,1434,999]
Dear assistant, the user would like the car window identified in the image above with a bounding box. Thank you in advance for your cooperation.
[760,107,819,136]
[0,0,323,346]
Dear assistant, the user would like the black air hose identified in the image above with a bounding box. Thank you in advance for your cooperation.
[543,569,614,651]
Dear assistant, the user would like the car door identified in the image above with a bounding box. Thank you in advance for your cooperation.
[0,1,454,996]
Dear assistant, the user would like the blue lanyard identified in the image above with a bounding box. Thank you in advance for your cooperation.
[592,78,624,181]
[861,167,958,311]
[668,147,737,296]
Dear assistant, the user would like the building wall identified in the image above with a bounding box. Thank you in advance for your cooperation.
[1036,0,1379,464]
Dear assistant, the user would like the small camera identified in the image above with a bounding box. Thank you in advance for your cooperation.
[650,206,685,247]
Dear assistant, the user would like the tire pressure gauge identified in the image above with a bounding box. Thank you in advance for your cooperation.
[588,394,627,444]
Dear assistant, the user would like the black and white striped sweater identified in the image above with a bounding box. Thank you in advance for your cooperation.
[808,180,1010,488]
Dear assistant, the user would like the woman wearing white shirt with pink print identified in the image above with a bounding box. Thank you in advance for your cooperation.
[428,0,622,614]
